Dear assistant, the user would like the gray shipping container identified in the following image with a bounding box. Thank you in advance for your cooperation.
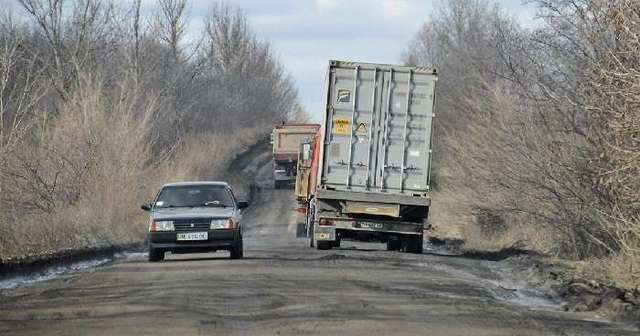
[319,60,437,196]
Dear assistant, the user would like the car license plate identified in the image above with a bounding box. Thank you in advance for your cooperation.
[360,222,384,230]
[177,232,208,241]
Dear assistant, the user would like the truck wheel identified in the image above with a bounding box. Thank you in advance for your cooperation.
[230,237,244,259]
[405,236,423,254]
[148,247,164,262]
[333,237,341,248]
[307,201,316,247]
[316,240,332,250]
[308,223,315,247]
[386,239,401,251]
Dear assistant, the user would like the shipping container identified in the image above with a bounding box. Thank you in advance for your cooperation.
[298,60,438,253]
[320,60,437,195]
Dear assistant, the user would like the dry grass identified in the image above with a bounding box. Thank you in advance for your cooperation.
[0,80,269,260]
[428,190,471,241]
[430,186,558,255]
[556,254,640,291]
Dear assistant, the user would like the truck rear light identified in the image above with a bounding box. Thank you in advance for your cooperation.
[319,219,335,226]
[296,207,307,214]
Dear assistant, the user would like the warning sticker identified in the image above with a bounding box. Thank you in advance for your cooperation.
[332,117,350,135]
[355,122,367,135]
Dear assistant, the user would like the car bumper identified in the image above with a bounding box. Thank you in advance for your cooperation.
[149,229,240,252]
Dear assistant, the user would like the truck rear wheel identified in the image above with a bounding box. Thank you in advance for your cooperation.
[405,236,423,254]
[316,240,332,250]
[386,239,402,251]
[307,201,316,247]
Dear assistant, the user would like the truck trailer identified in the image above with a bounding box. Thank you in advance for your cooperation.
[296,60,438,252]
[271,123,320,189]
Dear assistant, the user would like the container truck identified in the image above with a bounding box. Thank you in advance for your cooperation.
[271,123,320,189]
[296,60,437,252]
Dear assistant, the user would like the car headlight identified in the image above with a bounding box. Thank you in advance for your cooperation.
[210,218,235,229]
[150,220,174,232]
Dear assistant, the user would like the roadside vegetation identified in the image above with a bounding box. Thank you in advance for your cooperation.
[405,0,639,288]
[0,0,299,260]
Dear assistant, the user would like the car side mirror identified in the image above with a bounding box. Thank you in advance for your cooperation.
[141,203,152,212]
[238,201,249,209]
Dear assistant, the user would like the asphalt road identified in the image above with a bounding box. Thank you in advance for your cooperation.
[0,157,638,336]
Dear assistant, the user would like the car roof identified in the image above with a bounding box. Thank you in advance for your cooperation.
[161,181,230,188]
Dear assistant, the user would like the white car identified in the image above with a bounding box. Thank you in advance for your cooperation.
[141,181,249,262]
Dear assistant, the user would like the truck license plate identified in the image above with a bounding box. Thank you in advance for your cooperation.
[316,233,330,240]
[177,232,208,241]
[360,222,383,229]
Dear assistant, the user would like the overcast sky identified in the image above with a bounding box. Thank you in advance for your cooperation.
[190,0,537,121]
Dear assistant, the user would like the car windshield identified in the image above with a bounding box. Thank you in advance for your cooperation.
[155,185,234,208]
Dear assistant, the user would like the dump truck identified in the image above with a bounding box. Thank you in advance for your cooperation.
[271,123,320,189]
[296,60,438,252]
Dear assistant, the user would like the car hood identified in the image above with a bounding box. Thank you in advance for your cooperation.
[151,207,235,220]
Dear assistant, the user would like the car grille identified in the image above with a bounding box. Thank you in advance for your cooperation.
[172,218,211,232]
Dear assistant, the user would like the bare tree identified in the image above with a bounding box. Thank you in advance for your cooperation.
[0,0,301,259]
[17,0,117,99]
[404,0,639,279]
[155,0,187,63]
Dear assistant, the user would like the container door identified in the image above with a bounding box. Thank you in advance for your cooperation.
[322,66,382,191]
[373,70,436,194]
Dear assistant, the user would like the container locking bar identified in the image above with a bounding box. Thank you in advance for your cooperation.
[380,69,394,191]
[345,66,359,188]
[365,67,377,189]
[400,70,413,192]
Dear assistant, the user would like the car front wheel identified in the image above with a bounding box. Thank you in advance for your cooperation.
[230,237,244,259]
[148,246,164,262]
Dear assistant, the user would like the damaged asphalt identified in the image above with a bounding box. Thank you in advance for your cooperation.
[0,149,638,336]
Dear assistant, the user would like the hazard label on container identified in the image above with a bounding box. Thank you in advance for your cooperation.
[332,117,350,135]
[355,122,367,135]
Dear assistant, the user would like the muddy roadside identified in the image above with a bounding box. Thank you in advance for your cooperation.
[428,236,640,326]
[512,255,640,324]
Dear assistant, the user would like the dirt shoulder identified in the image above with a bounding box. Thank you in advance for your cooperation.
[428,236,640,326]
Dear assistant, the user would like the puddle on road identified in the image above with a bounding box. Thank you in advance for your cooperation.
[487,277,563,310]
[412,257,563,311]
[0,251,145,290]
